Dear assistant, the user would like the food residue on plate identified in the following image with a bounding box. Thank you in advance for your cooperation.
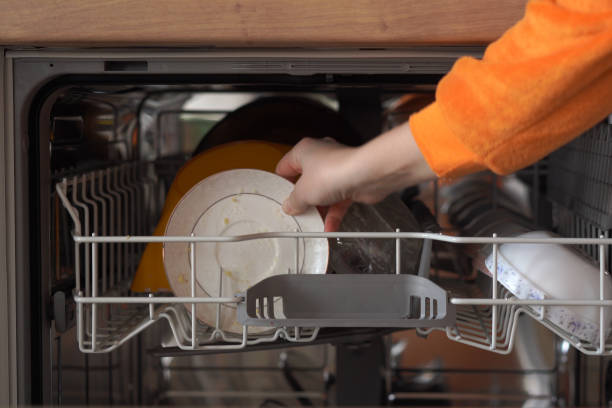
[224,217,230,225]
[178,274,187,284]
[223,269,251,285]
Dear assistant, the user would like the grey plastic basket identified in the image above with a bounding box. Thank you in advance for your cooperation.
[237,274,455,328]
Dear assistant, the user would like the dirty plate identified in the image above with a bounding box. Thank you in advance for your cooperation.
[164,169,328,334]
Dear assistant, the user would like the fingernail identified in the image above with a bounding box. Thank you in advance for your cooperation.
[282,200,294,214]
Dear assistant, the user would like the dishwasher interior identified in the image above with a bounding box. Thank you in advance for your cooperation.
[10,49,612,406]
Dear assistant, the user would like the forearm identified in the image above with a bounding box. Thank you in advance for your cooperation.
[348,121,436,202]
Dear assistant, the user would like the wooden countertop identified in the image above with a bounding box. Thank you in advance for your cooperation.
[0,0,527,47]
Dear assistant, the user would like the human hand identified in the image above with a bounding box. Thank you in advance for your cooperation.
[275,122,437,231]
[275,137,357,232]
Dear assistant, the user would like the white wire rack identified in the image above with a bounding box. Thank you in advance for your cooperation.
[55,166,612,356]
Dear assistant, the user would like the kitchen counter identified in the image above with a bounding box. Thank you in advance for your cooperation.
[1,0,526,47]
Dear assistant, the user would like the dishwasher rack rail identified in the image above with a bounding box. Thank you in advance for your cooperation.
[55,167,612,356]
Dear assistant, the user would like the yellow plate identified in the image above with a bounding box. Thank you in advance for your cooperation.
[131,140,292,292]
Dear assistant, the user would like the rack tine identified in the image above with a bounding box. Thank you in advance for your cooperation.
[118,166,130,281]
[55,179,81,291]
[491,233,498,351]
[108,168,122,285]
[72,177,91,298]
[121,164,137,277]
[131,163,144,254]
[600,235,606,353]
[91,233,98,352]
[140,162,157,233]
[99,170,115,291]
[81,174,100,294]
[395,228,401,275]
[190,234,196,349]
[92,171,108,293]
[115,167,130,282]
[216,265,222,330]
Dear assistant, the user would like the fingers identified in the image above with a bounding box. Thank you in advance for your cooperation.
[277,138,312,215]
[277,137,349,221]
[324,199,352,232]
[275,147,302,182]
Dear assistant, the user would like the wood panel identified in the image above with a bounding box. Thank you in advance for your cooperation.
[0,0,527,47]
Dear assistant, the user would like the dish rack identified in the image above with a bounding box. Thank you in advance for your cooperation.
[55,163,612,357]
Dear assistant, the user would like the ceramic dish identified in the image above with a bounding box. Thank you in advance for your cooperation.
[484,231,612,344]
[163,169,328,334]
[131,141,292,293]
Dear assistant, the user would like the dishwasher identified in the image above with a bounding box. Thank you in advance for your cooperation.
[1,47,611,406]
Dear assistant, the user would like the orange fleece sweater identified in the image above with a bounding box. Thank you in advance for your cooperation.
[410,0,612,179]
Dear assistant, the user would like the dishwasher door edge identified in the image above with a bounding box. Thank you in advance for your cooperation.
[1,47,20,406]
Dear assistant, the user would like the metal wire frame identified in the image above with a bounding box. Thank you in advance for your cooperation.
[56,170,612,356]
[159,390,326,401]
[56,168,320,353]
[388,391,552,403]
[72,232,612,355]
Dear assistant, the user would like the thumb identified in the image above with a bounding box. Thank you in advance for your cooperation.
[282,181,311,216]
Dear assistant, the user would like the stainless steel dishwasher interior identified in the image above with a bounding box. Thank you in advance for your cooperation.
[45,86,575,406]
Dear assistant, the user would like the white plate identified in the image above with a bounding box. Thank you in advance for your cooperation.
[164,169,328,334]
[485,231,612,344]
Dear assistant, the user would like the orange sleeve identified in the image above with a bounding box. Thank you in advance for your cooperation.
[409,0,612,179]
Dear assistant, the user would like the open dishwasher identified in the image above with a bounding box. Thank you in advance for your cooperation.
[2,47,612,406]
